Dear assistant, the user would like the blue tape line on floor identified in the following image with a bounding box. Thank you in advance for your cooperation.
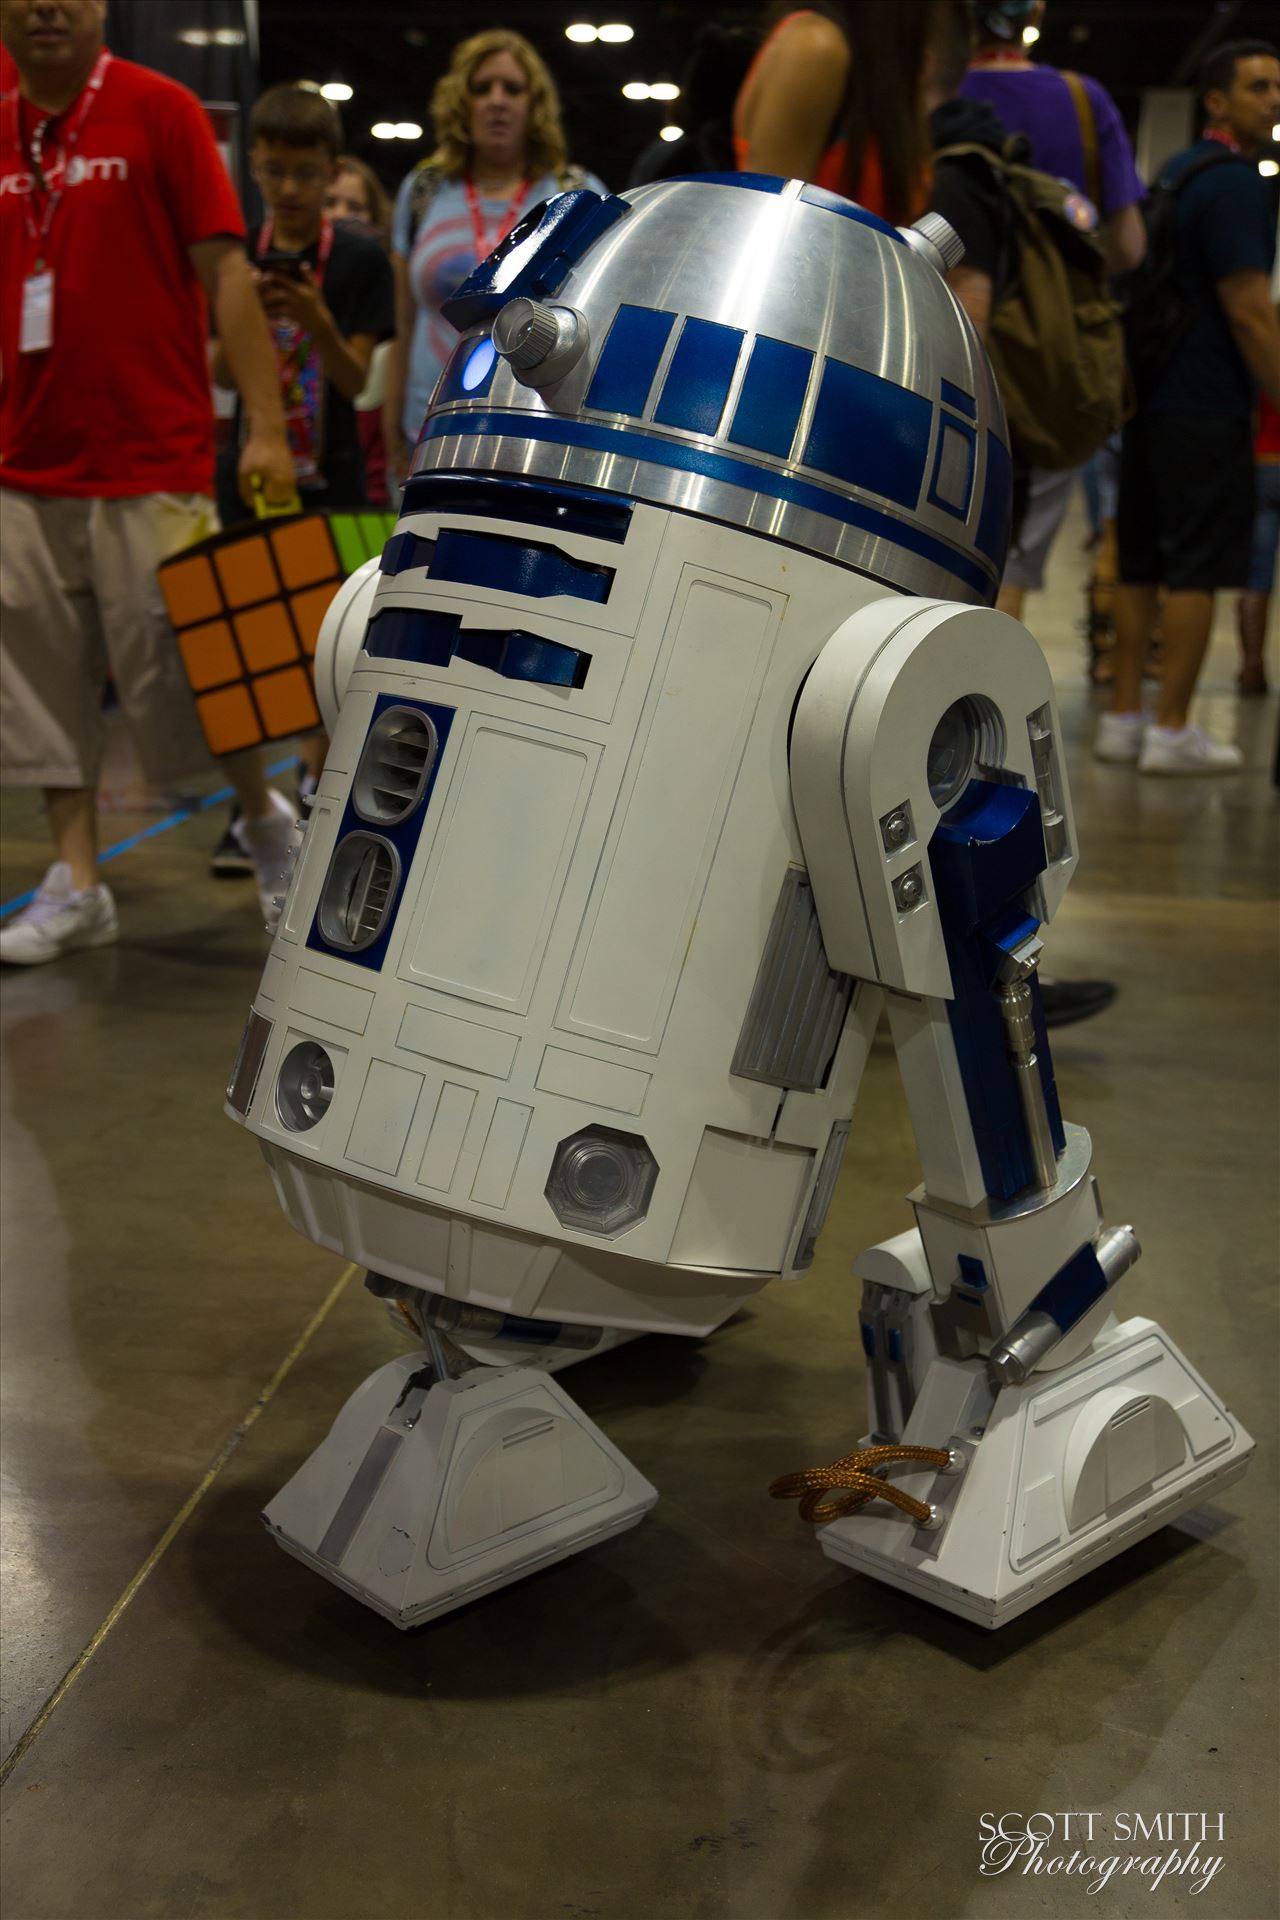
[0,758,299,922]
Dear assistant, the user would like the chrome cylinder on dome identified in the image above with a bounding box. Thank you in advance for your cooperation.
[411,174,1013,605]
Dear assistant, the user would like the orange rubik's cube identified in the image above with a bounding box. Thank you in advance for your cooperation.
[158,512,396,756]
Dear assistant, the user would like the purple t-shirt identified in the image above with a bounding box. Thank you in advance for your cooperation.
[958,66,1144,216]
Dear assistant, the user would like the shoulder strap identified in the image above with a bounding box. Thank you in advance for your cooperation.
[1062,71,1099,209]
[1157,144,1237,195]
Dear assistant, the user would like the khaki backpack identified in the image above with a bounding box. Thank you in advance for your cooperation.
[935,77,1126,470]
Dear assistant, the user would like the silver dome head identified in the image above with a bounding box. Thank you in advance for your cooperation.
[418,175,1012,603]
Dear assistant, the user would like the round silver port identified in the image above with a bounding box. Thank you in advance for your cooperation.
[277,1041,335,1131]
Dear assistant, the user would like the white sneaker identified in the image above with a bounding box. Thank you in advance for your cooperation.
[1138,724,1243,776]
[1094,711,1145,764]
[235,788,303,931]
[0,862,118,965]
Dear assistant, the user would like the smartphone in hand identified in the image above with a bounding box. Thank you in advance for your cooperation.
[258,250,307,279]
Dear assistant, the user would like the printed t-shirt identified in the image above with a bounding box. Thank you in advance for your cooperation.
[215,221,395,525]
[0,56,245,498]
[1148,141,1276,418]
[959,65,1143,216]
[391,168,608,445]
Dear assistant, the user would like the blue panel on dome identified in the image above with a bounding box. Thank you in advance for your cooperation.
[585,304,677,416]
[927,420,977,522]
[802,358,931,509]
[976,432,1013,564]
[797,183,901,241]
[417,409,998,597]
[652,317,744,436]
[442,190,631,330]
[729,337,813,458]
[940,378,977,419]
[668,172,787,194]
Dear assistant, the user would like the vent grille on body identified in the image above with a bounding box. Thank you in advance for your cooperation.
[317,833,401,952]
[353,707,439,825]
[732,869,854,1091]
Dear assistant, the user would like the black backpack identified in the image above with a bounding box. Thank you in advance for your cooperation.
[1118,145,1236,400]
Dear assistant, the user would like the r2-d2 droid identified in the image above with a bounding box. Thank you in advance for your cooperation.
[225,175,1252,1629]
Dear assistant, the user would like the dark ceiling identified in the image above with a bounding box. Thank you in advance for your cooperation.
[259,0,1280,189]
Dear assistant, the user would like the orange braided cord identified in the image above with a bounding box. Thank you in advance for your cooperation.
[769,1443,952,1527]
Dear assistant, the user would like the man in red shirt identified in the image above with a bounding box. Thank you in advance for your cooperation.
[0,0,297,962]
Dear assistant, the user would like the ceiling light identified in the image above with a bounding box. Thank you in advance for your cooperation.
[1022,25,1040,44]
[394,122,423,140]
[1273,123,1280,141]
[371,122,396,140]
[659,126,683,143]
[1260,159,1279,177]
[321,83,353,102]
[649,83,680,102]
[598,24,635,43]
[565,23,598,42]
[622,82,651,101]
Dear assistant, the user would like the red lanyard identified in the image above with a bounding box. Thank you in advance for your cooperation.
[256,215,334,285]
[464,175,533,259]
[18,49,112,259]
[1202,127,1243,154]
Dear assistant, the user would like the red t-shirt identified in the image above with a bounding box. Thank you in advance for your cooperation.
[0,55,245,498]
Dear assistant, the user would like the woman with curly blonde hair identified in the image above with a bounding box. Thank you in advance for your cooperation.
[384,29,606,483]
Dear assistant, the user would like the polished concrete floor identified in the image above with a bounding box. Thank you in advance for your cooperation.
[1,506,1277,1920]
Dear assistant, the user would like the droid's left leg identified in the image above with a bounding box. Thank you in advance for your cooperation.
[263,1282,655,1628]
[785,596,1253,1627]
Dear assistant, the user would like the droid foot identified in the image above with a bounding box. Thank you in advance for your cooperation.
[264,1353,657,1628]
[817,1318,1253,1628]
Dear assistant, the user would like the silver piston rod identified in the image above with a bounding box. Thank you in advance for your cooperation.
[997,975,1059,1192]
[988,1224,1142,1386]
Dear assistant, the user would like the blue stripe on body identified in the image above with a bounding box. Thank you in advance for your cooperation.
[585,305,676,416]
[802,358,932,511]
[365,606,589,688]
[401,474,634,544]
[652,318,744,436]
[728,336,812,459]
[419,409,997,597]
[428,527,613,602]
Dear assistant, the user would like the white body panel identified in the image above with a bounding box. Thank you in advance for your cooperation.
[238,507,890,1332]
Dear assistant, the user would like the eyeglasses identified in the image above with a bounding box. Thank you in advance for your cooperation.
[255,161,330,189]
